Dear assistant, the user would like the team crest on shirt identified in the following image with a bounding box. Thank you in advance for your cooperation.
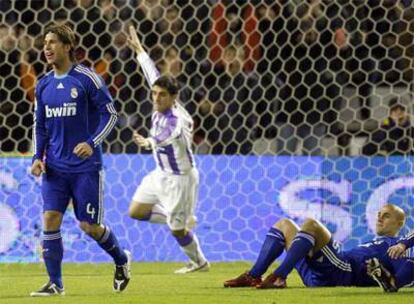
[71,87,78,98]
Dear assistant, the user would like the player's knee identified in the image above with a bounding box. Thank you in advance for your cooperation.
[129,209,149,221]
[274,218,295,230]
[128,202,150,220]
[171,229,186,238]
[301,218,322,235]
[79,221,100,238]
[43,211,62,230]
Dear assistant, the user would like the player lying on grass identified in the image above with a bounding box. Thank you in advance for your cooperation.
[365,230,414,293]
[224,204,413,291]
[126,25,209,274]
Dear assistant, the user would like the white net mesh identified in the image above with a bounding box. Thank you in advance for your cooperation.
[0,1,414,262]
[1,0,412,155]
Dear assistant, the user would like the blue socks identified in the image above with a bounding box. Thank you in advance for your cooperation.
[249,227,286,278]
[42,230,63,288]
[96,226,127,265]
[274,231,315,279]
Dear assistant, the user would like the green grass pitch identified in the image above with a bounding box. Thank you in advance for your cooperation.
[0,262,412,304]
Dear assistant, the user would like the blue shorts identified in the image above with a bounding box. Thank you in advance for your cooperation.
[41,167,104,224]
[295,240,354,287]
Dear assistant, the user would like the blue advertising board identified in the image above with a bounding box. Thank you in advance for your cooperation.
[0,155,413,262]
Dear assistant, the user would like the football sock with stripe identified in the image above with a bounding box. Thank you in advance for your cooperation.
[274,231,315,279]
[174,231,207,265]
[250,227,286,278]
[96,225,127,265]
[42,230,63,288]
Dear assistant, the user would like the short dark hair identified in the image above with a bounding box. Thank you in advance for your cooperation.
[153,76,179,96]
[389,97,406,112]
[44,23,76,61]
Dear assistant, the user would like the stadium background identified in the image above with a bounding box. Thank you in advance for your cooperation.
[0,0,414,263]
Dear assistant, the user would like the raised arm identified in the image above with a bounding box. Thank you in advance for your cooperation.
[127,25,160,87]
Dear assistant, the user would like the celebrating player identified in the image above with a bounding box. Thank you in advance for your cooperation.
[224,204,413,290]
[126,25,209,274]
[30,23,131,296]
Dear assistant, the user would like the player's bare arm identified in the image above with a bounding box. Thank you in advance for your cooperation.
[127,25,145,55]
[31,159,45,176]
[387,243,407,259]
[73,142,93,159]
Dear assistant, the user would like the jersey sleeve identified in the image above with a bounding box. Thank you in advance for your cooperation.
[32,84,47,162]
[136,52,160,87]
[85,73,118,148]
[147,115,182,149]
[398,232,414,249]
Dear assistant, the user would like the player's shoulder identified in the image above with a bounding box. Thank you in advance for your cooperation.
[374,236,399,245]
[71,63,104,89]
[173,102,191,117]
[36,70,53,88]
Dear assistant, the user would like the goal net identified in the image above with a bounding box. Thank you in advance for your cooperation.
[0,0,413,262]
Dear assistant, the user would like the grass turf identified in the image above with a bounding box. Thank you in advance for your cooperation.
[0,262,412,304]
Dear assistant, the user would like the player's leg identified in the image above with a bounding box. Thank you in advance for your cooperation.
[224,218,298,288]
[171,228,209,273]
[129,202,167,224]
[258,218,331,289]
[167,169,209,274]
[72,170,130,292]
[129,170,168,224]
[250,218,299,276]
[31,169,69,296]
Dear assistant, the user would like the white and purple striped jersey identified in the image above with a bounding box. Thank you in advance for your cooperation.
[33,64,118,172]
[137,52,195,175]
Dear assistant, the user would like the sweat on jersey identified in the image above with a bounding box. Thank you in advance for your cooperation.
[32,64,118,172]
[137,52,195,175]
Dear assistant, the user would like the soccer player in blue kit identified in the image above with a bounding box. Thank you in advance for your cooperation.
[366,230,414,292]
[30,23,131,296]
[224,204,413,290]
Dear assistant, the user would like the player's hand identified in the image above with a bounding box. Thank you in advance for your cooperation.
[133,130,151,149]
[31,159,45,176]
[387,243,407,259]
[127,25,145,54]
[73,142,93,159]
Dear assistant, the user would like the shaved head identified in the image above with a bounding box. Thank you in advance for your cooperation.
[376,204,406,236]
[386,204,406,223]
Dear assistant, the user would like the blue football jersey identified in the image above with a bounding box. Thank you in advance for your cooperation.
[385,257,414,288]
[398,232,414,251]
[33,64,117,172]
[344,236,399,285]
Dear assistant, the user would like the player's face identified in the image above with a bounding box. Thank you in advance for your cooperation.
[43,32,70,66]
[151,85,175,113]
[376,205,403,236]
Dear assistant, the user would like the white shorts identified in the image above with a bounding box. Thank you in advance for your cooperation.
[132,168,199,230]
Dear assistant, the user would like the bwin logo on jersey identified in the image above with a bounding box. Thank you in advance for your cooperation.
[45,104,77,118]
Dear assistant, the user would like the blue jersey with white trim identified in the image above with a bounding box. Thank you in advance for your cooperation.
[344,236,399,285]
[33,64,118,172]
[399,231,414,250]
